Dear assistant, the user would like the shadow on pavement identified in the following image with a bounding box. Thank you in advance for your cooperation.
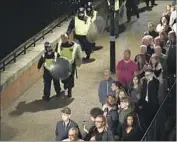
[82,58,96,64]
[8,96,74,117]
[0,122,18,140]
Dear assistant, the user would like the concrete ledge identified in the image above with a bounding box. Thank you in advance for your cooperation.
[0,0,104,109]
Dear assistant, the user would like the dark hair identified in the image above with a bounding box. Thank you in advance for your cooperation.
[123,112,137,127]
[90,107,104,118]
[128,75,141,94]
[112,81,123,88]
[106,95,117,106]
[160,15,170,25]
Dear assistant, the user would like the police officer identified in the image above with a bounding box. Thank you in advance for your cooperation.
[37,41,61,101]
[85,1,103,51]
[66,7,92,61]
[56,32,82,97]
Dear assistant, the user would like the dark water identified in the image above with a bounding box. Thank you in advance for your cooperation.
[1,0,91,60]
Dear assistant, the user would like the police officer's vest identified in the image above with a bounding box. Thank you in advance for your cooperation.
[107,0,119,11]
[86,10,98,22]
[75,16,91,36]
[60,44,75,63]
[43,55,54,69]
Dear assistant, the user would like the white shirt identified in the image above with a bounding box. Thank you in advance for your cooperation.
[156,24,164,33]
[169,10,177,27]
[153,63,163,84]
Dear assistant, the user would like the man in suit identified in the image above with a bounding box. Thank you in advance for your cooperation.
[138,69,159,126]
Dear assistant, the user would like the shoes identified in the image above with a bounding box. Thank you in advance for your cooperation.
[42,96,50,101]
[146,7,152,11]
[68,89,72,98]
[56,91,62,97]
[82,56,90,61]
[127,19,131,23]
[93,46,103,51]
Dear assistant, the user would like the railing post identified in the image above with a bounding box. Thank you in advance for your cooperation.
[42,31,45,40]
[14,53,16,62]
[24,45,26,54]
[3,61,5,71]
[33,38,36,47]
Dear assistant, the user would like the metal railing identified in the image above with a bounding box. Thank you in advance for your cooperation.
[141,80,176,141]
[0,12,73,72]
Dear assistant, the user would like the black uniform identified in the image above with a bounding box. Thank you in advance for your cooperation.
[37,51,61,100]
[145,0,156,8]
[126,0,139,22]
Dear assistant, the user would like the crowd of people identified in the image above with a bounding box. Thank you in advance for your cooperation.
[37,0,176,141]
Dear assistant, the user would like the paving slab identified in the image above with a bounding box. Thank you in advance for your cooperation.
[0,1,170,141]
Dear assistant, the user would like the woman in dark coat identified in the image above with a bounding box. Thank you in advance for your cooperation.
[120,113,142,141]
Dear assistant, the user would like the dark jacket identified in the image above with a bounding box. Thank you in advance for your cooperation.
[147,45,154,56]
[144,30,158,39]
[84,126,114,141]
[138,77,159,110]
[104,107,120,136]
[166,40,176,74]
[121,124,142,141]
[55,120,82,141]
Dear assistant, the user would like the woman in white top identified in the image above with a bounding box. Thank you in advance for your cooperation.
[156,15,169,33]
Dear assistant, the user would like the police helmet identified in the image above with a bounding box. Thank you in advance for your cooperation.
[78,7,85,17]
[44,41,52,51]
[86,1,93,15]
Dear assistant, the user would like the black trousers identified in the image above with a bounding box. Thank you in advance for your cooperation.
[126,3,139,21]
[144,0,155,7]
[62,63,76,90]
[43,68,61,97]
[74,34,92,57]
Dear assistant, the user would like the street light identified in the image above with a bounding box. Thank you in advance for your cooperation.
[109,0,116,73]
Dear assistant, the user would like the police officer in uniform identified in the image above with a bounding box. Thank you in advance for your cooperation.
[37,42,61,101]
[55,32,82,97]
[66,7,92,61]
[85,1,103,51]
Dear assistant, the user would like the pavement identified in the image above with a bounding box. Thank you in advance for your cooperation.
[0,1,169,141]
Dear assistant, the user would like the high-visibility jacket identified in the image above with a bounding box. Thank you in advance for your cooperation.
[75,16,91,35]
[60,44,74,63]
[107,0,119,11]
[44,58,54,69]
[86,10,98,22]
